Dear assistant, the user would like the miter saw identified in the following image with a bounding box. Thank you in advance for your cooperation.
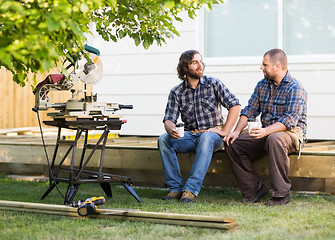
[33,45,143,205]
[33,45,132,117]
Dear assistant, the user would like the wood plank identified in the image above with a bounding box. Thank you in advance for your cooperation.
[304,141,335,147]
[0,200,237,230]
[325,178,335,193]
[302,141,335,151]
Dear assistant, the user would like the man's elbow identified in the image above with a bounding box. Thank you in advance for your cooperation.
[230,105,241,113]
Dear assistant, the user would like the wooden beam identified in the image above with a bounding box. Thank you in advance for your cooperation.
[0,200,237,230]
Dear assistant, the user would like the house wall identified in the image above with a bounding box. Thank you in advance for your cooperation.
[1,12,333,140]
[86,13,335,140]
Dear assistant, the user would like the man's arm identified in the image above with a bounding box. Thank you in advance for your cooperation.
[162,88,181,139]
[164,120,180,139]
[225,116,287,145]
[250,122,286,139]
[276,84,307,131]
[208,105,241,137]
[222,105,241,135]
[224,115,248,145]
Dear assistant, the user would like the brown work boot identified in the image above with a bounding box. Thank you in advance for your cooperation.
[243,181,269,203]
[162,191,182,200]
[180,190,196,202]
[265,191,293,206]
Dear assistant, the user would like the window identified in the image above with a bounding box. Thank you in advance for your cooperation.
[284,0,335,55]
[203,0,335,62]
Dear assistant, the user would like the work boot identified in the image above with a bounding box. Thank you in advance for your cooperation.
[243,181,269,203]
[180,190,196,203]
[162,191,182,200]
[265,191,293,206]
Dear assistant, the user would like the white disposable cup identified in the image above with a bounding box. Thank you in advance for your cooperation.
[248,120,258,134]
[176,123,184,137]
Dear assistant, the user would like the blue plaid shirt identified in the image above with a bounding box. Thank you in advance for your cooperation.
[241,71,307,134]
[163,75,240,131]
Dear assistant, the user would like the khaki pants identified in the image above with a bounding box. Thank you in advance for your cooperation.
[225,131,296,198]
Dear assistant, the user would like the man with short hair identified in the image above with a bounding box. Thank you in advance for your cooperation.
[158,50,241,202]
[224,48,307,206]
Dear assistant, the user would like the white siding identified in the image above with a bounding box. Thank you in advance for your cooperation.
[87,13,335,140]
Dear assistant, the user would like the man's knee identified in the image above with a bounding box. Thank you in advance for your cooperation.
[224,142,232,153]
[199,131,219,142]
[199,132,223,148]
[265,132,289,151]
[267,132,286,143]
[158,133,170,148]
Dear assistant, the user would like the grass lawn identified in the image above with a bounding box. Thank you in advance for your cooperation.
[0,175,334,240]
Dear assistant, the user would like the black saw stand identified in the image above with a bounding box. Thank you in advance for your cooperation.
[41,116,142,205]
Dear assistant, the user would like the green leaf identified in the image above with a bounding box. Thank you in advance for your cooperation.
[188,10,196,19]
[119,30,126,39]
[47,20,60,32]
[110,35,118,42]
[0,51,12,69]
[143,39,150,49]
[134,35,141,46]
[164,1,175,9]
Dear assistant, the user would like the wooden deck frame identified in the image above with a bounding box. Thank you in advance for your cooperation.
[0,139,334,193]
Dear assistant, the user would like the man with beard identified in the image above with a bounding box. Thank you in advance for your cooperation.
[224,48,307,206]
[158,50,241,202]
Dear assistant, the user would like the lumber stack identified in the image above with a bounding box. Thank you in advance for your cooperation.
[0,200,237,231]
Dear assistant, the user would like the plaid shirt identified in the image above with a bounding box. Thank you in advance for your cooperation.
[163,75,240,131]
[241,71,307,134]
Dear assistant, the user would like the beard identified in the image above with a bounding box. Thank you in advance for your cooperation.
[187,68,203,79]
[263,71,274,81]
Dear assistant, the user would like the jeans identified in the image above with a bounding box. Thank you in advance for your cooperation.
[157,131,224,196]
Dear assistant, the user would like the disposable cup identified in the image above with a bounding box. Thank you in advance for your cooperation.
[176,123,184,137]
[248,119,258,134]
